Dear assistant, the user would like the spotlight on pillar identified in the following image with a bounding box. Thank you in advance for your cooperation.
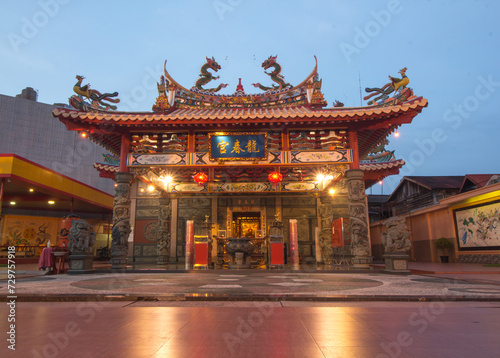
[194,172,208,185]
[268,171,282,184]
[147,185,155,192]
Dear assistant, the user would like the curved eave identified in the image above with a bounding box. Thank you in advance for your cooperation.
[361,159,405,189]
[52,97,427,127]
[94,162,120,179]
[360,159,405,172]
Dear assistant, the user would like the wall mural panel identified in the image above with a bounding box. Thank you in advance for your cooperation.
[454,200,500,250]
[1,215,59,246]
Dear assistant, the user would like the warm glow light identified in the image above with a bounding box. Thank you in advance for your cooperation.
[80,132,87,138]
[48,201,55,205]
[378,180,383,185]
[139,188,145,193]
[147,185,155,192]
[268,172,282,183]
[326,175,334,181]
[394,131,400,137]
[29,188,34,192]
[10,201,16,205]
[316,173,326,182]
[194,172,208,185]
[162,176,173,185]
[114,183,118,187]
[329,188,335,195]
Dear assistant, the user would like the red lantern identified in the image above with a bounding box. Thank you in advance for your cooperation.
[268,172,282,183]
[194,172,208,185]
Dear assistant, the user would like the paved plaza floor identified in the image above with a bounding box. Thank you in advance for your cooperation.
[1,262,500,357]
[1,301,500,357]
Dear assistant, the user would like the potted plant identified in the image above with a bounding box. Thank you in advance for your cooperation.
[434,238,454,263]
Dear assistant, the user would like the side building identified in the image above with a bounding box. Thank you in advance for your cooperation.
[370,175,500,263]
[0,88,114,255]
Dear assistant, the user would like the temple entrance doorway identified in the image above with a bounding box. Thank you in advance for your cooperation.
[232,212,261,238]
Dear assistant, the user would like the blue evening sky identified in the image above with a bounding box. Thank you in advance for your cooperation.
[1,0,499,193]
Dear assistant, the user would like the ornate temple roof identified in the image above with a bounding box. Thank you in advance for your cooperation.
[53,58,427,189]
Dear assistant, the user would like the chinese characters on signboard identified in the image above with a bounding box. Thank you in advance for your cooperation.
[209,133,267,161]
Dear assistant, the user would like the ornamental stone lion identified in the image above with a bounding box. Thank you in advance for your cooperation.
[381,216,411,253]
[67,219,96,253]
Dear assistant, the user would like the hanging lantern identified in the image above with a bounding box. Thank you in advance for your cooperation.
[194,172,208,185]
[268,172,282,183]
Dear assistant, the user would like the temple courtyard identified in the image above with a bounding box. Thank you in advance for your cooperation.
[1,263,500,357]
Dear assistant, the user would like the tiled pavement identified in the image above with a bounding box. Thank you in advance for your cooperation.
[1,301,500,357]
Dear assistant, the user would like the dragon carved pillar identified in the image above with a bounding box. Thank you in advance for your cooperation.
[157,191,172,265]
[318,195,334,264]
[347,169,372,268]
[110,172,133,270]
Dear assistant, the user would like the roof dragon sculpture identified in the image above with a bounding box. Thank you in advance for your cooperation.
[252,55,292,91]
[194,57,228,92]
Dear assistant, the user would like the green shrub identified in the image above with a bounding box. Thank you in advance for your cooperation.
[434,238,453,250]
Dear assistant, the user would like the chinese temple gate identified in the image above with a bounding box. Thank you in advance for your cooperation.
[53,57,427,269]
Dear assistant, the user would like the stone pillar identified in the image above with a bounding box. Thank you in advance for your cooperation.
[318,195,334,264]
[110,172,133,270]
[347,169,372,268]
[170,196,178,261]
[157,191,171,265]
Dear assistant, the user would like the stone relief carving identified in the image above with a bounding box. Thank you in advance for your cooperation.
[143,245,158,256]
[282,197,316,207]
[179,198,211,208]
[157,196,172,261]
[347,170,371,258]
[381,216,411,253]
[136,209,159,219]
[113,207,130,223]
[347,180,365,201]
[283,207,316,218]
[111,218,131,257]
[350,220,370,256]
[349,205,367,225]
[136,199,160,207]
[113,183,130,206]
[113,173,133,227]
[143,221,158,242]
[318,198,334,263]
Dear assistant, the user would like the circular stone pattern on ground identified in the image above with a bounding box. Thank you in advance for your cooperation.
[69,273,384,295]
